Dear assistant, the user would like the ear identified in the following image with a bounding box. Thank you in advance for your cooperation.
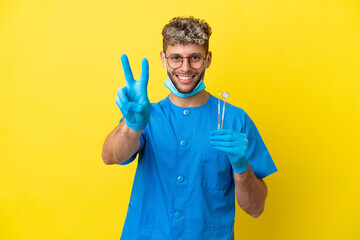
[160,51,166,68]
[206,51,212,69]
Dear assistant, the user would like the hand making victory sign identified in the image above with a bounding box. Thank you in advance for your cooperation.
[115,54,150,131]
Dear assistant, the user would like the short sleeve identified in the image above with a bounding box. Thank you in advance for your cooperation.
[118,118,146,165]
[243,113,278,178]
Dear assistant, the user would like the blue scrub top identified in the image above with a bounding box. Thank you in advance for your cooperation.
[120,94,277,240]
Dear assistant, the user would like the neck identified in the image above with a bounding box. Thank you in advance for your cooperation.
[169,90,209,107]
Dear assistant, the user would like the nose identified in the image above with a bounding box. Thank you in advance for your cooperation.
[179,57,191,71]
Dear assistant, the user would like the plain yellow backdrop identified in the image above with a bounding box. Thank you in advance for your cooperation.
[1,0,359,239]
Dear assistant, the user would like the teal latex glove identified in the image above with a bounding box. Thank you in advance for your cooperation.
[210,129,249,174]
[115,54,150,131]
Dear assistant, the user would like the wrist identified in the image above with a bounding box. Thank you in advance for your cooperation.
[231,156,249,174]
[125,119,148,132]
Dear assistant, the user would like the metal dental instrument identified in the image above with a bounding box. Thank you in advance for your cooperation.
[218,91,221,129]
[221,92,229,129]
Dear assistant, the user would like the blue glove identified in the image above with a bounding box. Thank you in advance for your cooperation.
[210,129,249,174]
[115,54,150,131]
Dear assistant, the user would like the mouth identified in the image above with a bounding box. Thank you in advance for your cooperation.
[175,74,197,84]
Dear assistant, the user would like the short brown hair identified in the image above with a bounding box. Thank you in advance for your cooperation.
[162,16,212,53]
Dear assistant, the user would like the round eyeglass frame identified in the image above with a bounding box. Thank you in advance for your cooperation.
[164,53,208,70]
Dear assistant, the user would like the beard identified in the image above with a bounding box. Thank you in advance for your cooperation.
[167,69,206,94]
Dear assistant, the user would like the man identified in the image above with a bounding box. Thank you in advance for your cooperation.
[102,16,277,240]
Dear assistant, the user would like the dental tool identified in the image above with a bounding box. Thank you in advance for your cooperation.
[218,91,221,129]
[221,92,229,129]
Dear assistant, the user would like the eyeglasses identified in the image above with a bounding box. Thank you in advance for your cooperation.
[165,53,207,69]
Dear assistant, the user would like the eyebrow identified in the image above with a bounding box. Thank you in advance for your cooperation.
[168,53,203,56]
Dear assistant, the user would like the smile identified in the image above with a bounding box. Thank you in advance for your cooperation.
[176,74,196,83]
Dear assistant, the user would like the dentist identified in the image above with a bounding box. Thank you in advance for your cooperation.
[102,16,277,240]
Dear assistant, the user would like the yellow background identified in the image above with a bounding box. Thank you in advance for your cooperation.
[1,0,359,239]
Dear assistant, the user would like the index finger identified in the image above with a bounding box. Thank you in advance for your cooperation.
[120,54,135,85]
[140,58,149,89]
[210,129,234,136]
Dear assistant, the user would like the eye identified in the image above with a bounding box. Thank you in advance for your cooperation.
[191,55,201,61]
[170,56,181,62]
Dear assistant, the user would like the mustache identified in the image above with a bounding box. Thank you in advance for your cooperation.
[173,71,197,75]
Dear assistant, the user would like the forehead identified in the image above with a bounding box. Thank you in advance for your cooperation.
[165,43,206,55]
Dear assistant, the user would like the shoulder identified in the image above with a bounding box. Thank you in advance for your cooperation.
[225,101,247,116]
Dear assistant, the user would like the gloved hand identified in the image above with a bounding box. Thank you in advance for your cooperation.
[116,54,150,131]
[210,129,249,174]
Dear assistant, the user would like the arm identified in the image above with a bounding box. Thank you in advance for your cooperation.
[102,54,150,165]
[102,120,142,165]
[233,165,267,218]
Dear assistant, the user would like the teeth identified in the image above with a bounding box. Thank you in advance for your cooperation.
[178,76,192,80]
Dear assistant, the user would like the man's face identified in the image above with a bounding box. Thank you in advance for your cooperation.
[161,43,212,94]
